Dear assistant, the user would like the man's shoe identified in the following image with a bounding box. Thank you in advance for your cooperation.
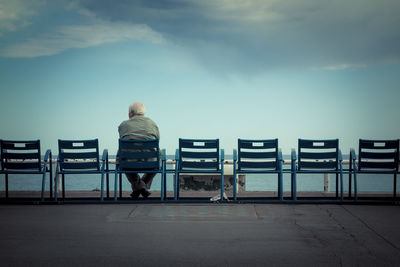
[140,188,151,199]
[130,191,141,200]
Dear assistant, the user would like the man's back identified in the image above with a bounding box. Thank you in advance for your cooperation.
[118,101,160,199]
[118,116,159,140]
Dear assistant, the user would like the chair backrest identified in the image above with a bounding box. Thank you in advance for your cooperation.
[298,139,339,170]
[0,140,41,171]
[178,139,220,171]
[238,139,279,170]
[118,139,160,170]
[58,139,100,171]
[358,139,399,171]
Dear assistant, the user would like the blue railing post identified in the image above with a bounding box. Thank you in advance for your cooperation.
[220,149,224,202]
[350,149,358,201]
[339,150,343,202]
[114,169,118,201]
[54,157,60,201]
[233,149,237,201]
[161,149,166,201]
[278,149,283,201]
[291,149,297,201]
[174,149,179,201]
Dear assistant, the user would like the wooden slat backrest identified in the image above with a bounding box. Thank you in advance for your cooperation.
[119,139,160,170]
[0,140,41,171]
[238,139,278,170]
[58,139,100,171]
[358,139,399,171]
[179,139,219,171]
[298,139,339,170]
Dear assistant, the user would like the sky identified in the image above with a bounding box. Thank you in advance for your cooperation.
[0,0,400,155]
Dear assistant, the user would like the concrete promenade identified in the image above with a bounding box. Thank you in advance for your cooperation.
[1,203,400,266]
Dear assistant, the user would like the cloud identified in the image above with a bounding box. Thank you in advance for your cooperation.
[2,0,400,73]
[0,0,42,35]
[71,0,400,73]
[0,19,164,58]
[316,63,367,71]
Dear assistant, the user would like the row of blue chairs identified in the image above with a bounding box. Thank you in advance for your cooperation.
[1,138,399,202]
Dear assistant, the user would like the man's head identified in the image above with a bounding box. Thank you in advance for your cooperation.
[129,102,146,118]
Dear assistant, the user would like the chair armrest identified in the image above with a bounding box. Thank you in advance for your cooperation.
[221,149,225,161]
[291,148,297,161]
[278,148,283,161]
[44,149,52,162]
[161,149,166,161]
[291,148,297,170]
[175,149,179,161]
[102,149,108,162]
[350,148,356,161]
[233,149,237,161]
[338,149,343,162]
[101,149,109,171]
[350,148,357,169]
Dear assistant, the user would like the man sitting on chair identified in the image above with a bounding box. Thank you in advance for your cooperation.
[118,102,160,199]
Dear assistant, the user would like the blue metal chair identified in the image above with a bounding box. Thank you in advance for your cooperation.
[114,139,166,201]
[291,139,343,201]
[349,139,399,201]
[233,139,283,201]
[174,139,224,201]
[54,139,108,201]
[0,140,52,201]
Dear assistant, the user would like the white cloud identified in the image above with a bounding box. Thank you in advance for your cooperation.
[0,20,164,58]
[195,0,283,22]
[316,63,367,71]
[0,0,42,34]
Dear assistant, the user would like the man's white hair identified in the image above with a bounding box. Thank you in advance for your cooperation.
[129,102,146,116]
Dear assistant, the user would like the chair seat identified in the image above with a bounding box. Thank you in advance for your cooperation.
[0,168,46,174]
[178,169,222,174]
[236,169,280,174]
[117,168,162,173]
[356,170,397,174]
[296,169,340,173]
[58,170,102,174]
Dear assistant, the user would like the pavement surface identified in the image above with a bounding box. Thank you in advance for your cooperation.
[1,203,400,266]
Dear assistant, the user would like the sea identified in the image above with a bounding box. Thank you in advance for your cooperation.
[1,155,398,193]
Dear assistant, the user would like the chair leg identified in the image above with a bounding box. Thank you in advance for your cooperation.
[348,172,352,198]
[100,172,104,201]
[220,171,224,202]
[174,172,179,200]
[278,171,283,201]
[54,166,59,201]
[106,173,110,199]
[354,172,358,201]
[163,172,167,200]
[62,174,65,200]
[119,173,122,198]
[114,171,118,201]
[161,171,165,201]
[41,168,46,202]
[336,173,339,199]
[50,160,53,199]
[233,170,237,201]
[394,173,397,200]
[292,172,297,201]
[340,171,343,202]
[5,173,8,199]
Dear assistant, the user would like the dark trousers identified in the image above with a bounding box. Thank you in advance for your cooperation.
[125,173,156,192]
